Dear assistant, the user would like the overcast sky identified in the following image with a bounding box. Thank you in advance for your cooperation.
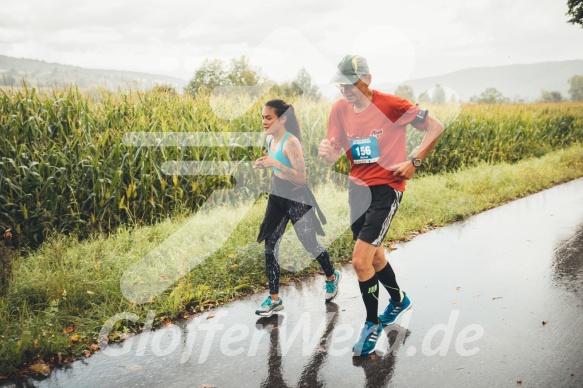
[1,0,582,92]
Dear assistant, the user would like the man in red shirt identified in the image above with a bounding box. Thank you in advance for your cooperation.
[319,55,444,356]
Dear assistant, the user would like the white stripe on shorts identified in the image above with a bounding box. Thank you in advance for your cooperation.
[372,189,402,247]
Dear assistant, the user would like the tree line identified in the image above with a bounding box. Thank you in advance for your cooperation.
[392,75,583,104]
[183,56,321,100]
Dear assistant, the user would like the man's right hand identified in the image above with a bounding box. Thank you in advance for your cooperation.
[318,137,338,164]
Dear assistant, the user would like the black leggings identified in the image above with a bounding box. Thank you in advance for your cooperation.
[261,190,334,295]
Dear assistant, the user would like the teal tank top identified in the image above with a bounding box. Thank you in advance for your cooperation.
[267,132,293,173]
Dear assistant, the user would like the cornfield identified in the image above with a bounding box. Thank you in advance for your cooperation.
[424,103,583,171]
[1,85,582,248]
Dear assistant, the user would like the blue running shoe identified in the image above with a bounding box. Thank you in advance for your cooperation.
[379,293,411,327]
[352,321,382,356]
[255,296,284,317]
[324,270,341,302]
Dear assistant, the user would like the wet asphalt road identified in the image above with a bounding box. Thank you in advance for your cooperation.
[8,178,583,388]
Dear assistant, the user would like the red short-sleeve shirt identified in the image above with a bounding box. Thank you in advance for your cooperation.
[327,90,428,192]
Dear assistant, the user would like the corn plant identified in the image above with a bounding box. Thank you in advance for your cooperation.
[1,84,582,248]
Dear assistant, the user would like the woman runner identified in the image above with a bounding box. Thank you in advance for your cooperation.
[253,99,341,317]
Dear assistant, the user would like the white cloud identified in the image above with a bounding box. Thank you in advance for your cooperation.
[351,26,417,86]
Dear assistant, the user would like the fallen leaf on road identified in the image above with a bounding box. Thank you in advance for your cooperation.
[492,297,503,300]
[206,313,215,319]
[29,363,50,375]
[542,320,548,325]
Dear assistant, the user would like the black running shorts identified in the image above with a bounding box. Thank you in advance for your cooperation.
[349,182,403,247]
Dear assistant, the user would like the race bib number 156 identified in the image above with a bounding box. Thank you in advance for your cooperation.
[350,137,380,164]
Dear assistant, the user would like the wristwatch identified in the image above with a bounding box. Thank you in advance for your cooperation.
[410,156,422,167]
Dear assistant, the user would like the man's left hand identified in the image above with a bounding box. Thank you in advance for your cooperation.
[389,161,416,180]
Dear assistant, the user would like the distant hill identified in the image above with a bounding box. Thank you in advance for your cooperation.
[382,60,583,102]
[0,55,188,91]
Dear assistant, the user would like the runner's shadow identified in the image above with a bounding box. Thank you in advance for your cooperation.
[255,302,340,388]
[296,302,339,388]
[352,325,411,388]
[256,314,291,388]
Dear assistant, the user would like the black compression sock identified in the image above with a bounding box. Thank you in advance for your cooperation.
[359,274,380,324]
[376,262,403,302]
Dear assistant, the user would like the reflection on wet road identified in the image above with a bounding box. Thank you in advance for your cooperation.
[257,302,339,388]
[351,327,409,388]
[553,224,583,297]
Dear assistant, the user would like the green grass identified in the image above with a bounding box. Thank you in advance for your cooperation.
[1,143,582,377]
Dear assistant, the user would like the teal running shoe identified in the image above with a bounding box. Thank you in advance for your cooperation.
[324,270,341,302]
[379,293,411,327]
[255,296,284,317]
[352,321,382,356]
